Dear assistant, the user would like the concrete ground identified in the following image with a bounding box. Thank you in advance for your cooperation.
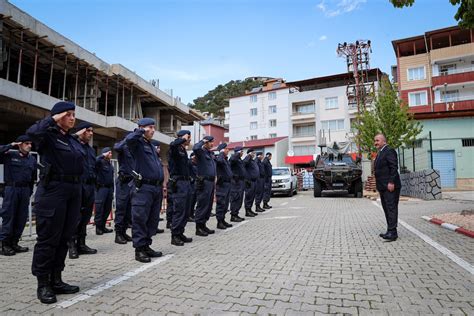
[0,191,473,315]
[442,191,474,202]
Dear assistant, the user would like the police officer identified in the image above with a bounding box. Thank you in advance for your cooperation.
[94,147,114,235]
[229,146,246,222]
[168,130,193,246]
[262,153,273,209]
[215,143,233,229]
[243,149,259,217]
[126,118,164,263]
[187,152,198,222]
[27,101,82,304]
[0,135,36,256]
[193,136,216,236]
[254,152,266,213]
[113,132,134,244]
[68,122,97,259]
[151,139,165,235]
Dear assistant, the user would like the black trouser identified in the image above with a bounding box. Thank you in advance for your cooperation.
[379,188,400,232]
[94,186,113,230]
[76,183,95,239]
[115,179,132,233]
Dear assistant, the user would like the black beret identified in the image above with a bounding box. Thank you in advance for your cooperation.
[203,136,214,142]
[137,118,156,127]
[101,147,111,154]
[76,121,93,131]
[51,101,75,116]
[234,146,243,152]
[177,130,191,137]
[256,152,263,156]
[247,148,254,153]
[15,135,31,143]
[265,152,272,157]
[217,143,227,151]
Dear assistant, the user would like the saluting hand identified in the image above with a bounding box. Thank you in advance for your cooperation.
[52,111,68,122]
[11,142,22,147]
[75,128,86,136]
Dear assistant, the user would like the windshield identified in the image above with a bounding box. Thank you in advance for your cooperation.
[272,168,290,175]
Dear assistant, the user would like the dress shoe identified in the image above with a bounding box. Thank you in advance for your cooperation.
[203,225,215,234]
[51,271,80,294]
[230,215,243,222]
[245,210,256,217]
[166,222,171,229]
[123,232,132,241]
[77,237,97,255]
[187,216,195,222]
[144,245,162,257]
[67,240,79,259]
[37,275,56,304]
[382,231,398,241]
[11,240,28,253]
[196,224,209,237]
[223,220,233,228]
[103,227,113,233]
[179,234,193,243]
[0,240,15,256]
[255,205,265,212]
[263,202,272,209]
[135,248,151,263]
[115,233,128,244]
[95,228,104,235]
[171,235,184,246]
[156,228,165,234]
[251,210,258,216]
[217,221,227,230]
[379,232,388,238]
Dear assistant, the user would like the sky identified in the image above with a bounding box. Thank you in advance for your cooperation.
[10,0,459,105]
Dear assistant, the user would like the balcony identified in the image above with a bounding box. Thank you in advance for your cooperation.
[432,64,474,86]
[291,111,316,121]
[292,133,316,143]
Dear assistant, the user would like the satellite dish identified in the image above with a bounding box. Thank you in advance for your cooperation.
[287,150,294,157]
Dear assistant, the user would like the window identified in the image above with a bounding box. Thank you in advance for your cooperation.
[250,122,258,130]
[294,102,315,114]
[439,64,456,75]
[293,145,315,156]
[250,135,258,140]
[321,119,345,131]
[408,66,426,81]
[268,91,277,100]
[408,91,427,106]
[269,119,277,127]
[269,133,277,138]
[269,105,277,114]
[325,97,338,110]
[250,95,257,103]
[250,108,257,116]
[442,90,459,102]
[293,124,315,137]
[462,138,474,147]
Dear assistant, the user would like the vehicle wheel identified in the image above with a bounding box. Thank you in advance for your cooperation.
[287,184,293,197]
[354,180,363,198]
[293,189,298,195]
[313,181,322,197]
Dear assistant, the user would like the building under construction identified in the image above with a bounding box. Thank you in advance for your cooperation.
[0,0,203,156]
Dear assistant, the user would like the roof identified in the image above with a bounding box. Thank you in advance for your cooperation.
[287,68,384,88]
[228,86,290,100]
[223,136,288,150]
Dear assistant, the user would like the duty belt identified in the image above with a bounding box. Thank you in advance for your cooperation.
[141,178,163,186]
[171,175,191,181]
[218,177,231,183]
[5,181,30,187]
[97,183,113,188]
[50,174,81,184]
[83,178,96,185]
[118,173,133,183]
[201,176,215,182]
[232,175,245,180]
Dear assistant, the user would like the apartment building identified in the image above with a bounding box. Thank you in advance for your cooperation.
[392,26,474,189]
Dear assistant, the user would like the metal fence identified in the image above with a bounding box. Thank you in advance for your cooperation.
[398,132,434,173]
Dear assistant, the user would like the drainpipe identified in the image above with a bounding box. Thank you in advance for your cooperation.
[424,34,434,112]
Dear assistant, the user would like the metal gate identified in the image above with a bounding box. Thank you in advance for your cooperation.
[433,151,456,188]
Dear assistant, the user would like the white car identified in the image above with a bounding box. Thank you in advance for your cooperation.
[271,167,298,197]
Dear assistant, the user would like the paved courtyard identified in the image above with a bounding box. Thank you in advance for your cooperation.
[0,191,473,315]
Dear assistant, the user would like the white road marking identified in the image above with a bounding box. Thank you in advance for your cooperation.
[223,220,248,232]
[255,215,300,221]
[289,206,305,209]
[55,254,174,308]
[291,197,296,201]
[372,201,473,275]
[280,202,288,206]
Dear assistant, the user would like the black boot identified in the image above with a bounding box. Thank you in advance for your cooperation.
[95,227,104,235]
[156,228,165,234]
[166,221,171,229]
[223,220,233,228]
[263,202,272,209]
[135,247,151,263]
[67,240,79,259]
[250,209,258,216]
[171,235,184,246]
[382,230,398,241]
[144,245,162,257]
[11,239,28,253]
[37,275,56,304]
[217,221,227,230]
[77,237,97,255]
[123,231,132,241]
[230,215,243,222]
[203,224,215,234]
[180,234,192,243]
[0,240,16,256]
[245,209,256,217]
[115,232,127,245]
[255,204,265,212]
[51,271,80,294]
[196,223,208,237]
[103,227,113,233]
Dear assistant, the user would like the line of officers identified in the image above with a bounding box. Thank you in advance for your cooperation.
[0,101,274,305]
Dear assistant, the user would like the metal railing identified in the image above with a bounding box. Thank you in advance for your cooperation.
[436,66,474,76]
[438,94,474,103]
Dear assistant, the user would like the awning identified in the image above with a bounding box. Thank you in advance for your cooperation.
[285,155,314,164]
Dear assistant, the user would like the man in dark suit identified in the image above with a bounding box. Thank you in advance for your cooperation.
[374,133,401,241]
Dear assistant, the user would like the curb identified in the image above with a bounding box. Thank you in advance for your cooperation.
[422,216,474,238]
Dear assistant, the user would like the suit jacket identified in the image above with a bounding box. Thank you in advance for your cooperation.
[374,145,401,192]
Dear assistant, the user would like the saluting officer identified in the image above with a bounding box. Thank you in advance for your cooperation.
[94,147,114,235]
[113,132,134,244]
[229,146,246,222]
[168,130,193,246]
[187,152,198,222]
[193,136,217,236]
[262,153,273,209]
[0,135,36,256]
[215,143,233,230]
[27,101,82,304]
[254,152,266,213]
[68,122,97,259]
[126,118,164,263]
[243,149,259,217]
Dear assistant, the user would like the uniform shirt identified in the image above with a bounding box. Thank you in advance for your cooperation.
[263,157,273,179]
[257,159,265,178]
[188,160,197,180]
[244,155,259,180]
[215,152,233,181]
[192,140,216,177]
[125,129,164,181]
[229,152,246,178]
[74,137,97,182]
[26,116,83,176]
[95,156,114,186]
[0,144,37,183]
[114,138,134,176]
[168,138,189,177]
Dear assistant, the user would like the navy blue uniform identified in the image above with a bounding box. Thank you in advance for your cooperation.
[113,138,134,234]
[187,159,198,219]
[0,144,36,245]
[215,152,232,221]
[229,152,246,216]
[255,159,266,206]
[126,129,164,248]
[168,138,192,235]
[193,140,216,225]
[27,116,83,277]
[244,155,259,210]
[262,157,273,203]
[94,156,114,230]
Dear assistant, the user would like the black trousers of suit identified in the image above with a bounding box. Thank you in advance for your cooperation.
[379,188,400,232]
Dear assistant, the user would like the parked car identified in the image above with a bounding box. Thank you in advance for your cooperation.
[271,167,298,197]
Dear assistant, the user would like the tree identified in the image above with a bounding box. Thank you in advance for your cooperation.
[389,0,474,28]
[352,78,423,154]
[191,78,264,116]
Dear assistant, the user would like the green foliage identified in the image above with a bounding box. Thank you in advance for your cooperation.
[352,78,423,154]
[389,0,474,28]
[191,78,265,115]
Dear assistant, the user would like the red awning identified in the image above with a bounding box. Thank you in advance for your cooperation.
[285,155,314,164]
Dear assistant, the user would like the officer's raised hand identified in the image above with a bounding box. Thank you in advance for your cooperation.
[52,111,69,122]
[10,141,22,147]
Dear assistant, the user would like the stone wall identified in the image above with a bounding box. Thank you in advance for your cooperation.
[400,169,442,200]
